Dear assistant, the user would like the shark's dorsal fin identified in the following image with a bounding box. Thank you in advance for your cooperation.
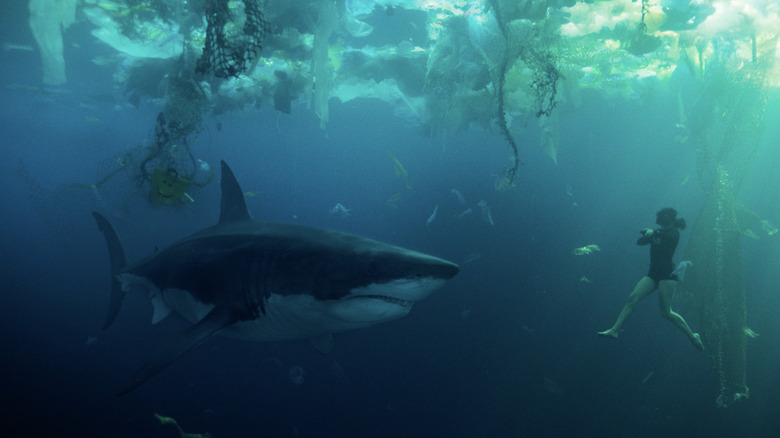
[219,161,252,224]
[116,306,237,396]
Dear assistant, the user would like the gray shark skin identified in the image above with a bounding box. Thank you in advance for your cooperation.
[93,161,459,395]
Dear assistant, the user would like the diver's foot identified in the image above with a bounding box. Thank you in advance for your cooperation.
[598,329,619,339]
[692,333,705,351]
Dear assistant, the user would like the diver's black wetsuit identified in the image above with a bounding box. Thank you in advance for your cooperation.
[637,227,679,284]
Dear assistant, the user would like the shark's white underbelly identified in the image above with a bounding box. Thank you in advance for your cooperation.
[119,272,427,343]
[161,288,383,342]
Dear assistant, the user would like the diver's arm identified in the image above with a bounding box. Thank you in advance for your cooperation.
[637,229,654,245]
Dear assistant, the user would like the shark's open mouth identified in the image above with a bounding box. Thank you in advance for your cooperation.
[350,295,414,308]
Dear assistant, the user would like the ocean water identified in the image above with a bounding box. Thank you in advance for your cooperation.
[2,2,780,438]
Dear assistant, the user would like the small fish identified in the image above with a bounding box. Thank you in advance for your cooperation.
[642,371,655,384]
[572,244,600,256]
[462,252,482,264]
[386,192,402,208]
[760,219,778,236]
[671,260,692,281]
[425,203,438,226]
[456,208,472,219]
[477,200,494,226]
[91,55,119,67]
[2,43,34,52]
[485,208,494,226]
[328,203,351,217]
[388,153,412,190]
[451,188,466,204]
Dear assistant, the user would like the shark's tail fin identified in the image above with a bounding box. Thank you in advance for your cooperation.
[92,212,129,329]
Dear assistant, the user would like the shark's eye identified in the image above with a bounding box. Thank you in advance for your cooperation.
[366,260,380,275]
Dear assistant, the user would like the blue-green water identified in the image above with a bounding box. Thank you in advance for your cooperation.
[2,1,779,437]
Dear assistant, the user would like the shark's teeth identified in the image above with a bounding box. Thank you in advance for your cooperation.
[351,295,413,307]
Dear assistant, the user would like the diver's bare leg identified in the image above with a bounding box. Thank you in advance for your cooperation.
[599,276,657,338]
[658,279,705,350]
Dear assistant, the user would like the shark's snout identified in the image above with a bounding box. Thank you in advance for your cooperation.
[409,253,459,281]
[438,259,460,280]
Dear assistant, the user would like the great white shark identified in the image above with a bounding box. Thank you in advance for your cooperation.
[94,161,459,395]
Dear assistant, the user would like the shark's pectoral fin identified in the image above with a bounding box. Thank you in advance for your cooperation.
[309,333,334,355]
[117,306,237,396]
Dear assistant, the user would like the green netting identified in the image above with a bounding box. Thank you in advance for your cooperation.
[684,166,749,407]
[681,39,776,407]
[196,0,269,78]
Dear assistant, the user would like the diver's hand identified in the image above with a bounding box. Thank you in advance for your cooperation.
[641,228,654,237]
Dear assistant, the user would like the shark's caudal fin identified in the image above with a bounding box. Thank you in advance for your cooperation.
[92,212,128,330]
[219,160,252,224]
[117,306,237,396]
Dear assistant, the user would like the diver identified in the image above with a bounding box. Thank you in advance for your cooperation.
[598,208,704,350]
